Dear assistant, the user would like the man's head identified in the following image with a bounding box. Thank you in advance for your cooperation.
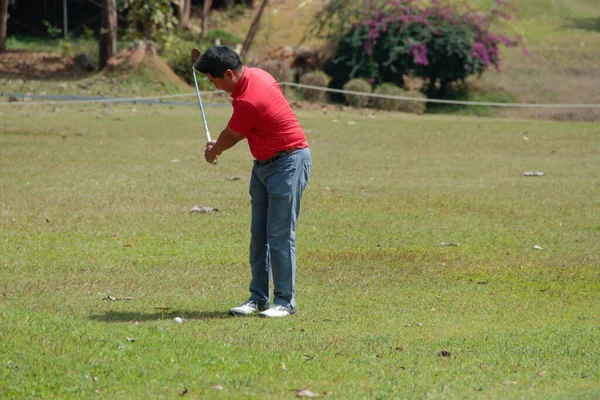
[194,46,244,93]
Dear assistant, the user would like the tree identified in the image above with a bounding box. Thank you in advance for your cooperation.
[0,0,9,53]
[240,0,267,58]
[310,0,526,97]
[119,0,177,42]
[174,0,191,30]
[200,0,213,39]
[99,0,118,69]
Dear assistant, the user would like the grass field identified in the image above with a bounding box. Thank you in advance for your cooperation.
[1,103,599,398]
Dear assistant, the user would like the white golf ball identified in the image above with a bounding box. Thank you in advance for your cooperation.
[173,317,183,324]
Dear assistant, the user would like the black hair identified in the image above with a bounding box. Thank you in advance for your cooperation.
[194,46,243,78]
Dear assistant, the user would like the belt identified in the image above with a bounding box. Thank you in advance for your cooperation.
[257,147,301,166]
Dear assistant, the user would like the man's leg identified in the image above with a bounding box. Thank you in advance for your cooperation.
[264,148,311,310]
[248,163,271,306]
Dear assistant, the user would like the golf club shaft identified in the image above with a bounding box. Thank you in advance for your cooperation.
[192,67,212,142]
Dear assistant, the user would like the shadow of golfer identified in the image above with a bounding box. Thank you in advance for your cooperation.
[89,310,231,323]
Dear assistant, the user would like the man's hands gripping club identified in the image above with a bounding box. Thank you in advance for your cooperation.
[204,127,246,164]
[192,48,246,164]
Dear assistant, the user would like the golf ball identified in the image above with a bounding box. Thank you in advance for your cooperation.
[173,317,183,324]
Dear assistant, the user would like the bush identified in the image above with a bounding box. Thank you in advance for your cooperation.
[312,0,527,98]
[254,59,293,83]
[342,78,372,108]
[371,83,426,114]
[162,39,213,90]
[119,0,177,43]
[299,71,331,102]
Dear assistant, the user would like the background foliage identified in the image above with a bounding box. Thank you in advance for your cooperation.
[118,0,178,42]
[312,0,527,97]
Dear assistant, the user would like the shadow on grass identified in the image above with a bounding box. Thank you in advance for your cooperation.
[565,17,600,32]
[425,86,517,117]
[89,310,231,323]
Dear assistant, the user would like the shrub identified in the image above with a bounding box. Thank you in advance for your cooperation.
[311,0,528,98]
[371,83,426,114]
[299,71,331,102]
[162,39,213,89]
[254,59,293,83]
[343,78,372,108]
[119,0,177,43]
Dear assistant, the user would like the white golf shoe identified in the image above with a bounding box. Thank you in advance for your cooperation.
[230,300,269,316]
[259,304,296,318]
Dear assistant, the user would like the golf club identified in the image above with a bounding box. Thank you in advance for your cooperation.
[191,48,217,165]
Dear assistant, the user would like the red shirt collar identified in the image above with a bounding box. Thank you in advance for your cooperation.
[230,66,250,99]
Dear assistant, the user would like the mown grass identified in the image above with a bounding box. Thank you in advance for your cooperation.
[1,103,599,398]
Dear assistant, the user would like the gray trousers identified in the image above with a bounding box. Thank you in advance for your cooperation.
[248,147,312,308]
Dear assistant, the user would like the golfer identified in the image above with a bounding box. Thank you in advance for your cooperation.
[196,46,311,318]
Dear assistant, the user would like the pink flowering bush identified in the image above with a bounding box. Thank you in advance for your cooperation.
[311,0,528,97]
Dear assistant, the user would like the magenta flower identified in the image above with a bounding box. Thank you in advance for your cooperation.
[473,42,491,66]
[497,34,511,46]
[411,43,429,66]
[364,41,374,56]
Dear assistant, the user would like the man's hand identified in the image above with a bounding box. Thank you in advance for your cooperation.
[203,127,245,165]
[204,140,218,164]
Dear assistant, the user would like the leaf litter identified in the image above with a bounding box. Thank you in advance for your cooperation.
[190,206,219,214]
[102,296,135,301]
[523,171,545,177]
[437,350,452,357]
[296,388,320,398]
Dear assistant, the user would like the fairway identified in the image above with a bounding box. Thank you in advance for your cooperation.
[1,103,599,398]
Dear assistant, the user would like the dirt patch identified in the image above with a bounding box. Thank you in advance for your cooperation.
[0,42,190,92]
[106,41,190,91]
[106,41,158,70]
[0,50,90,80]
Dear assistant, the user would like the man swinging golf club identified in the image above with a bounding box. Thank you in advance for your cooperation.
[194,46,311,318]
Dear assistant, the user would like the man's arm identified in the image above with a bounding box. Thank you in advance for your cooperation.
[204,126,246,164]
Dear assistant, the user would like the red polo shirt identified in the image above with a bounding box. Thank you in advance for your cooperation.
[228,67,308,161]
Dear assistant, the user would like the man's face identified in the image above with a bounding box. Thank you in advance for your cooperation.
[206,70,236,93]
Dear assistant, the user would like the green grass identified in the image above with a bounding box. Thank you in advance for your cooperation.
[5,35,133,59]
[6,35,95,54]
[1,104,599,398]
[425,85,519,117]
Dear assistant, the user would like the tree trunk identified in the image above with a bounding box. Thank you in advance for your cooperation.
[176,0,191,29]
[240,0,267,59]
[425,76,438,98]
[0,0,8,53]
[99,0,118,69]
[200,0,212,39]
